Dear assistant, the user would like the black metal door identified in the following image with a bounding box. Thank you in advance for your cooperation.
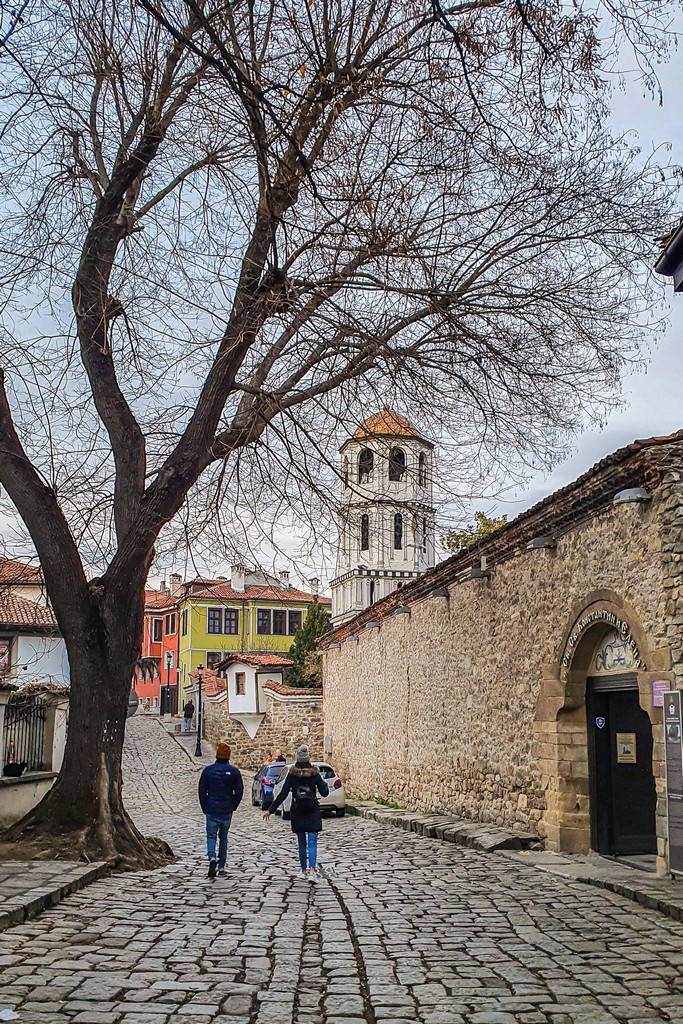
[587,680,656,855]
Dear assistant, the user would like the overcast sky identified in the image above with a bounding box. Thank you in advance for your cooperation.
[484,38,683,524]
[2,17,682,591]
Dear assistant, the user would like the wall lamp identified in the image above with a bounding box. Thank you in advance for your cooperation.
[526,536,556,550]
[613,487,650,505]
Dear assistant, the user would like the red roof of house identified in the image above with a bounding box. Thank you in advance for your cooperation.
[188,667,226,697]
[0,591,58,631]
[263,680,322,697]
[144,590,176,610]
[215,652,294,670]
[191,582,330,605]
[0,557,44,585]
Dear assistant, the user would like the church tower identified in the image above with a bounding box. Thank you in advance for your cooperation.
[330,407,436,625]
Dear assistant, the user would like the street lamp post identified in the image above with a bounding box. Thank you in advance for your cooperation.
[194,664,204,758]
[164,650,173,716]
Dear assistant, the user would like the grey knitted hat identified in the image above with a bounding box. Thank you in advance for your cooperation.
[295,745,310,762]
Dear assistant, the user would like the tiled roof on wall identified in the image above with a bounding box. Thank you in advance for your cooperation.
[215,652,294,670]
[263,680,322,697]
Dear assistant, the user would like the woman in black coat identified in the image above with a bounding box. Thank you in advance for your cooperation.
[264,745,329,881]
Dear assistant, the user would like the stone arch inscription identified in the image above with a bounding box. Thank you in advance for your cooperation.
[534,591,670,867]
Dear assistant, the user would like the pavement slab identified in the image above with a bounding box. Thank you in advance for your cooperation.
[3,718,683,1023]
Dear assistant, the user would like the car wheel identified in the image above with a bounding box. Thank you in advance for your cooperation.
[335,808,346,817]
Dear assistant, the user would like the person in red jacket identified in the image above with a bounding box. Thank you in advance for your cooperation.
[198,741,243,879]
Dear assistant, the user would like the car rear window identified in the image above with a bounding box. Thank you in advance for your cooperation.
[316,764,336,779]
[265,765,285,779]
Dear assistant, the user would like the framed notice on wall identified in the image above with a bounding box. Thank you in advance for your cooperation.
[664,691,683,876]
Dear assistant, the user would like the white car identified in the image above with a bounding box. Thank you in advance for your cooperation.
[270,761,346,818]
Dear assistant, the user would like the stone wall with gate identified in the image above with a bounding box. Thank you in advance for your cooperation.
[203,682,324,770]
[321,434,683,873]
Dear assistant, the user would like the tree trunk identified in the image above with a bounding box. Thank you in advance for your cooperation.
[0,589,173,869]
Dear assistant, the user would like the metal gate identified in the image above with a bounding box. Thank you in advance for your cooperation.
[3,693,48,771]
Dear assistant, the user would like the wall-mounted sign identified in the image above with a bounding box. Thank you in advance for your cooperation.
[652,680,670,708]
[664,691,683,875]
[616,732,636,764]
[561,609,643,670]
[596,716,606,729]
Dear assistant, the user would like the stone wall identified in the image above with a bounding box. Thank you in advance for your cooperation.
[203,688,324,770]
[323,443,683,870]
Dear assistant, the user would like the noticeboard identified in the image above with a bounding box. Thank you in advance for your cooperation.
[664,691,683,875]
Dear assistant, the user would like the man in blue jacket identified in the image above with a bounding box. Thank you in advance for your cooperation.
[198,741,244,879]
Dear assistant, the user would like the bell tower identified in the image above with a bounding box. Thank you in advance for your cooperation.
[330,407,436,625]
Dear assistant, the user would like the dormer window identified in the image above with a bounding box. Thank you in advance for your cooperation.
[358,448,374,484]
[418,452,427,487]
[389,447,406,481]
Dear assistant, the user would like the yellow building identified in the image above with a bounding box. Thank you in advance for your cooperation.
[176,565,329,698]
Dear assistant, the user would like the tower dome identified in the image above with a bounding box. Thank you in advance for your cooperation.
[331,408,436,625]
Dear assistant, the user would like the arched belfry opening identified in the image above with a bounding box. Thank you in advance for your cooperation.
[535,595,664,869]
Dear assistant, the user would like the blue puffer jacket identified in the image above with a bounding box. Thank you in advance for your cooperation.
[198,760,244,817]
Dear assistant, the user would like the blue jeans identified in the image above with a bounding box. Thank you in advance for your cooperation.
[297,832,318,871]
[182,717,192,732]
[205,814,232,868]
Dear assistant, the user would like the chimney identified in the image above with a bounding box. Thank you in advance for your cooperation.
[169,573,183,596]
[279,570,290,587]
[231,564,245,593]
[308,576,320,595]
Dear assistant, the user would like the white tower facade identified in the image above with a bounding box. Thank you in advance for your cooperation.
[330,407,436,625]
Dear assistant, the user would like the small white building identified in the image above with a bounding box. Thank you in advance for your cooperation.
[0,588,69,686]
[215,653,293,738]
[330,407,437,624]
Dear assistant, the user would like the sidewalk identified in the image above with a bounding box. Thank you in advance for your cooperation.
[157,716,214,767]
[347,797,683,924]
[0,860,108,933]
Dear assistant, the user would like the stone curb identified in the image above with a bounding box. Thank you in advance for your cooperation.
[577,873,683,923]
[0,861,108,933]
[156,718,210,769]
[346,800,540,852]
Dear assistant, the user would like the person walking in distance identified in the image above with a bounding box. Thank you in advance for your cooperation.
[182,698,195,733]
[264,745,329,882]
[198,741,243,879]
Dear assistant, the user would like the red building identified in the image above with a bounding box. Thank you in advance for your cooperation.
[133,583,179,708]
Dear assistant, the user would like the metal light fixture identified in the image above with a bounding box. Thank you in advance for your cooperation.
[194,664,204,758]
[613,487,650,505]
[392,606,411,616]
[526,536,556,550]
[326,642,341,650]
[429,587,449,598]
[364,620,380,630]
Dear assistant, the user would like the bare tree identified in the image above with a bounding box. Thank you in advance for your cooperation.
[0,0,676,865]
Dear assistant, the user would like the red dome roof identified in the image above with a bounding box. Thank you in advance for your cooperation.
[352,406,423,441]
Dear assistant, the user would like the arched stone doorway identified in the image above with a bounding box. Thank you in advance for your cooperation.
[585,629,656,857]
[534,592,671,871]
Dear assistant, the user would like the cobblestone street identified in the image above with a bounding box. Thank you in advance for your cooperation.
[2,717,683,1024]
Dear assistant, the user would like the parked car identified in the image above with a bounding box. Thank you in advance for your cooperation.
[251,762,287,809]
[270,761,345,818]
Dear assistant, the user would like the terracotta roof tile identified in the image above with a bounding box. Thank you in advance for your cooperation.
[191,582,330,605]
[263,679,322,697]
[188,667,226,696]
[353,406,422,440]
[0,591,58,631]
[0,558,43,585]
[215,652,294,670]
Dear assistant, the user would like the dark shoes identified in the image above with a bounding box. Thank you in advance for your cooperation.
[207,859,217,880]
[218,868,227,877]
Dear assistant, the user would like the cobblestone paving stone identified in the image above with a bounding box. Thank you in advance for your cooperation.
[2,717,683,1024]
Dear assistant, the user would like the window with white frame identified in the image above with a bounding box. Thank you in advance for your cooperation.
[164,612,176,635]
[288,610,303,634]
[206,651,223,670]
[273,609,287,635]
[224,608,239,634]
[235,672,246,695]
[152,618,163,642]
